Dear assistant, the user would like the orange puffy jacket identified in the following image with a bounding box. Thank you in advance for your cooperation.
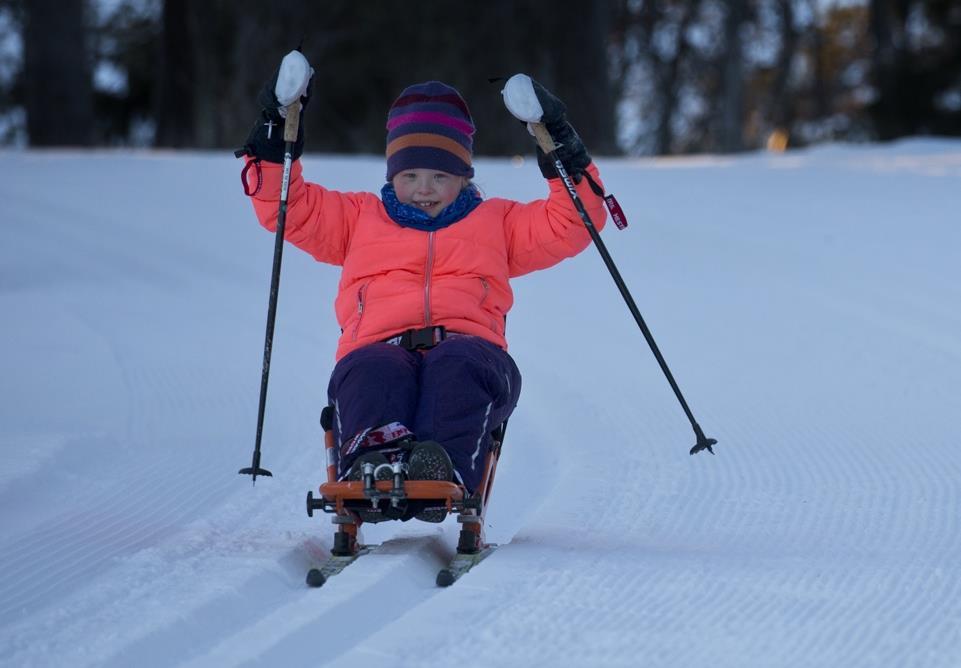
[247,159,607,360]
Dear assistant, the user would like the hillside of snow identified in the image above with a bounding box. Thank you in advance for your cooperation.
[1,140,960,667]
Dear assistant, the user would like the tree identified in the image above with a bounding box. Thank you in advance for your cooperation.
[716,0,749,152]
[7,0,621,154]
[155,0,194,147]
[23,0,93,146]
[869,0,961,139]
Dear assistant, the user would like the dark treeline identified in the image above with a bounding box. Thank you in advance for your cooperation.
[1,0,959,154]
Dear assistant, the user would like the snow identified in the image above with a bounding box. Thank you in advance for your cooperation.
[1,140,960,667]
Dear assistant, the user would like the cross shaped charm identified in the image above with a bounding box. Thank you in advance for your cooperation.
[264,119,276,139]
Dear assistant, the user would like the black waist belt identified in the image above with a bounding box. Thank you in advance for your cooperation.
[384,326,454,351]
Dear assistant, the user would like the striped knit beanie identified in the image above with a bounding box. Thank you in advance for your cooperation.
[385,81,475,181]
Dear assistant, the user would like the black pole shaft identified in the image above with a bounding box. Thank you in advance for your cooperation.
[240,94,303,480]
[252,154,290,457]
[240,143,294,482]
[547,151,716,455]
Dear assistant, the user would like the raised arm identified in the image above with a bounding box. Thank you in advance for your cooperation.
[237,51,364,266]
[500,75,607,276]
[246,160,367,267]
[503,163,606,277]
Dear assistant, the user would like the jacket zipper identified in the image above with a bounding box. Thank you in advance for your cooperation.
[479,277,498,331]
[352,282,369,341]
[424,232,435,326]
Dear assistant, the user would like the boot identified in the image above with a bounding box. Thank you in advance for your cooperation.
[407,441,454,523]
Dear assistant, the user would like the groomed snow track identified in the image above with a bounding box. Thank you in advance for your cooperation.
[1,144,960,667]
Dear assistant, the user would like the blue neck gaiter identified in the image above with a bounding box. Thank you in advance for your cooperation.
[380,183,483,232]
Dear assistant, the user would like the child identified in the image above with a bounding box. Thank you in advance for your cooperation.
[237,56,607,521]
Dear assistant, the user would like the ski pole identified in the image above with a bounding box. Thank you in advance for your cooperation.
[239,98,303,483]
[529,122,717,456]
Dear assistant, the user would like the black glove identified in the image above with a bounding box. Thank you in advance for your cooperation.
[530,79,591,180]
[235,66,311,164]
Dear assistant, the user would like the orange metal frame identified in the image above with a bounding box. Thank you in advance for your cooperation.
[314,426,501,555]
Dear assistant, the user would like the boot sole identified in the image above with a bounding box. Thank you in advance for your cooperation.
[407,441,453,523]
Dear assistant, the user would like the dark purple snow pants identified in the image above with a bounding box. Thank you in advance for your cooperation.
[327,335,521,493]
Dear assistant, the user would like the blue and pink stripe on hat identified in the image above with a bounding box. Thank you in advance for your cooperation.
[386,81,475,181]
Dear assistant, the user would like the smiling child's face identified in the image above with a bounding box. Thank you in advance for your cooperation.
[391,169,467,218]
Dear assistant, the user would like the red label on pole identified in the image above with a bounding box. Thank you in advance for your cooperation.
[604,194,628,230]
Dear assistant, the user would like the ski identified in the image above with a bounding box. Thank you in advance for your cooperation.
[305,546,372,587]
[305,541,496,588]
[436,545,496,587]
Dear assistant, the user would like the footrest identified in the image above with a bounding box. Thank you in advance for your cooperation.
[319,480,466,503]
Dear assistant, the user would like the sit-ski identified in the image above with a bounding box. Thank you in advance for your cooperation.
[305,406,504,587]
